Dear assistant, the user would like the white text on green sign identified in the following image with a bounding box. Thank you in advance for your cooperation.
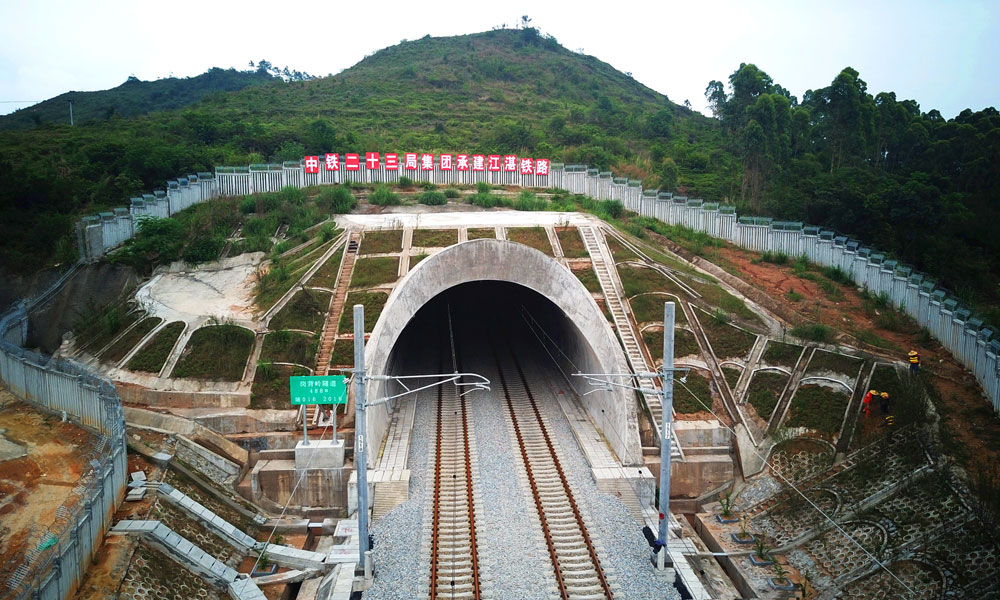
[290,375,347,405]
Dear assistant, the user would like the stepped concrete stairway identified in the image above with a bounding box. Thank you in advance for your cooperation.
[578,225,682,460]
[305,232,360,426]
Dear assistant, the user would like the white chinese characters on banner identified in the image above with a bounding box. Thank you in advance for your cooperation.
[325,153,340,171]
[304,152,551,178]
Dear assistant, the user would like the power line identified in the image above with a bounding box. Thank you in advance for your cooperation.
[673,378,917,598]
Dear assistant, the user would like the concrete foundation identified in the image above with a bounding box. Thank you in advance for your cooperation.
[250,459,351,514]
[295,439,345,469]
[648,420,735,500]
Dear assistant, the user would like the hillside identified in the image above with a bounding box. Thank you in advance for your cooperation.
[0,28,997,320]
[0,68,276,131]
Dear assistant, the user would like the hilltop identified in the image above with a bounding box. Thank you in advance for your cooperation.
[0,67,276,131]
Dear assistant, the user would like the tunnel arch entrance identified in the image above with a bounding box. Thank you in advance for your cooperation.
[363,238,641,466]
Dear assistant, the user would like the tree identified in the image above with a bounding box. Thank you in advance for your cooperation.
[705,80,726,119]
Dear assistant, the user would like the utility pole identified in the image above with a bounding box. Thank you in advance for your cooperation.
[657,301,675,569]
[353,304,370,570]
[573,301,683,571]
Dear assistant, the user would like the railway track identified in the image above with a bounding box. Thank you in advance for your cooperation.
[425,345,482,599]
[493,340,615,600]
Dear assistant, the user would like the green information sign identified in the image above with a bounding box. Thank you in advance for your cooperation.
[290,375,347,406]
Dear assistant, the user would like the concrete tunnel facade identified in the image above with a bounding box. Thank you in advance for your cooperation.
[362,238,642,467]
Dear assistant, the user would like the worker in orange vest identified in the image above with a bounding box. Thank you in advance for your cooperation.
[908,350,920,373]
[863,389,876,417]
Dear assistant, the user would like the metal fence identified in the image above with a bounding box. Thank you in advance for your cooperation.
[0,293,128,599]
[73,157,1000,415]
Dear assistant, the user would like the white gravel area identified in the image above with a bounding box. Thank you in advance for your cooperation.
[734,474,781,510]
[363,389,433,600]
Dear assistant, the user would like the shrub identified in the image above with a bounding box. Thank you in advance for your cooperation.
[822,265,852,284]
[791,323,833,342]
[318,185,357,214]
[444,188,460,199]
[183,234,225,263]
[762,251,789,264]
[421,181,436,190]
[397,176,414,188]
[475,181,491,194]
[418,190,447,206]
[320,223,337,241]
[599,199,624,219]
[513,190,548,211]
[369,184,401,206]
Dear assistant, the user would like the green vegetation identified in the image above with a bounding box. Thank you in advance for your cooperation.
[2,29,998,327]
[0,67,275,131]
[99,317,162,363]
[617,264,684,297]
[369,184,402,206]
[360,230,402,254]
[605,236,639,262]
[785,288,804,302]
[746,371,789,421]
[722,366,742,390]
[791,323,833,343]
[573,267,600,293]
[73,301,141,355]
[699,312,756,359]
[644,327,699,361]
[260,329,316,366]
[629,294,686,325]
[410,253,428,268]
[329,340,355,367]
[444,188,460,199]
[269,289,330,332]
[171,324,253,380]
[762,341,803,368]
[417,190,447,205]
[512,190,548,211]
[760,251,789,265]
[126,321,184,373]
[467,228,495,240]
[673,371,713,414]
[338,292,388,333]
[255,260,310,311]
[556,227,588,258]
[251,363,310,409]
[507,227,552,255]
[786,385,850,434]
[412,229,457,247]
[351,257,399,288]
[316,186,357,214]
[807,350,862,377]
[679,275,760,324]
[307,246,345,288]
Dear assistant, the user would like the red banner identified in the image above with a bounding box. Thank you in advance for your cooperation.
[365,152,380,169]
[345,154,360,171]
[385,153,399,170]
[304,152,552,177]
[324,153,339,171]
[304,156,320,174]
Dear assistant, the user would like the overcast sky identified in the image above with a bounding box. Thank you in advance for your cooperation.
[1,0,997,119]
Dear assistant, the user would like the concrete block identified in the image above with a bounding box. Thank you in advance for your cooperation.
[295,439,345,469]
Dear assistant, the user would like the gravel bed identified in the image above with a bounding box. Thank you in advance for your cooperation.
[363,386,433,600]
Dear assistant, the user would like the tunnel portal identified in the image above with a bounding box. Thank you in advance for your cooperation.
[363,239,641,466]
